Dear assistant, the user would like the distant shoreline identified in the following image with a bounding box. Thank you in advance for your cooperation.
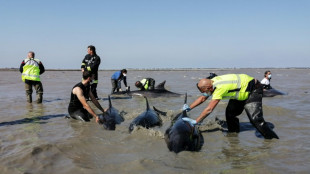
[1,67,309,71]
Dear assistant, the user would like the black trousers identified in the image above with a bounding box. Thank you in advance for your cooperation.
[225,83,279,139]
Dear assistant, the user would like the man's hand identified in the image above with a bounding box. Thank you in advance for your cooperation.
[95,116,100,123]
[182,104,191,112]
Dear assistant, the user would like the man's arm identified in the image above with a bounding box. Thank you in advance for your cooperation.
[89,90,105,113]
[196,99,220,123]
[81,56,86,71]
[39,62,45,74]
[123,76,127,87]
[73,87,99,122]
[189,96,208,110]
[19,60,25,73]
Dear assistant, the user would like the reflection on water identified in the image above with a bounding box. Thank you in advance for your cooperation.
[0,69,310,173]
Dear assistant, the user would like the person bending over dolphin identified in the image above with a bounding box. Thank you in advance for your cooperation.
[135,78,155,91]
[68,70,106,123]
[182,74,279,139]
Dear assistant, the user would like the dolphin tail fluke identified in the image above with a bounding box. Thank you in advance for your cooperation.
[153,106,167,116]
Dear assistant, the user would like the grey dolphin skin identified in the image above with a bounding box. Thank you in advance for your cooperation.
[263,88,287,97]
[164,93,204,153]
[112,81,183,98]
[99,95,124,130]
[129,96,165,132]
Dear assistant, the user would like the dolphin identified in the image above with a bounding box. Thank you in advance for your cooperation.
[129,96,166,132]
[164,93,204,153]
[112,81,183,98]
[99,95,124,130]
[263,88,287,97]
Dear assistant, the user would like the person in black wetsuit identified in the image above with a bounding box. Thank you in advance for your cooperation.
[68,70,106,122]
[81,45,101,99]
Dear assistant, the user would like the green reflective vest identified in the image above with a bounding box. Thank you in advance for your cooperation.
[211,74,254,101]
[140,79,149,90]
[22,58,41,82]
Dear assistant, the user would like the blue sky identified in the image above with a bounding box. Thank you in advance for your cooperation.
[1,0,309,69]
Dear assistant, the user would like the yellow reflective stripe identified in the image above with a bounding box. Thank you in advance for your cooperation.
[235,74,241,99]
[81,63,86,65]
[213,74,241,99]
[22,73,40,78]
[87,66,91,71]
[93,80,98,83]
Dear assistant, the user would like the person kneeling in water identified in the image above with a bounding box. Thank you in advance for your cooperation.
[135,78,155,91]
[68,70,106,122]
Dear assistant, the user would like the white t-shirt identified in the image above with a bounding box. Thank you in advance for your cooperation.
[261,78,270,85]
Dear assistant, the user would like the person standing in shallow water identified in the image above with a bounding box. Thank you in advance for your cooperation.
[81,45,101,99]
[261,70,272,89]
[19,51,45,103]
[68,70,106,123]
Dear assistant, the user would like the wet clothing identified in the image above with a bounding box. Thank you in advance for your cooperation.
[24,81,43,103]
[138,78,155,91]
[20,58,45,103]
[81,54,101,98]
[212,74,278,139]
[68,82,92,121]
[261,78,272,89]
[111,71,127,93]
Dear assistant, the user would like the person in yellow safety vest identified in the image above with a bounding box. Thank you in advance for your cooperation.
[19,51,45,103]
[81,45,101,99]
[182,74,279,139]
[135,78,155,91]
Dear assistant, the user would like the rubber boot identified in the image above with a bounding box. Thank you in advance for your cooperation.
[26,94,32,103]
[244,102,279,139]
[36,93,43,104]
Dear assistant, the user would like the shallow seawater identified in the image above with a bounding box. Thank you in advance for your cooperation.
[0,69,309,174]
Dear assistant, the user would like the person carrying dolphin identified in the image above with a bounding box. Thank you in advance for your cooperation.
[135,78,155,91]
[182,74,279,139]
[68,70,106,123]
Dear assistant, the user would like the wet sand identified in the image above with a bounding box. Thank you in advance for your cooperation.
[0,69,309,173]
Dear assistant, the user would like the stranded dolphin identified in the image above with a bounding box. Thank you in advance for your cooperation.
[129,96,166,132]
[164,93,204,153]
[99,95,124,130]
[113,81,183,98]
[263,88,287,97]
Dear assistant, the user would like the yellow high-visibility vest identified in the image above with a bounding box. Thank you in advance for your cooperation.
[22,58,41,82]
[211,74,254,100]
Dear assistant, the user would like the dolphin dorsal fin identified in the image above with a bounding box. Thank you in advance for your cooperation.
[145,96,150,110]
[108,95,112,108]
[155,80,166,90]
[182,93,188,115]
